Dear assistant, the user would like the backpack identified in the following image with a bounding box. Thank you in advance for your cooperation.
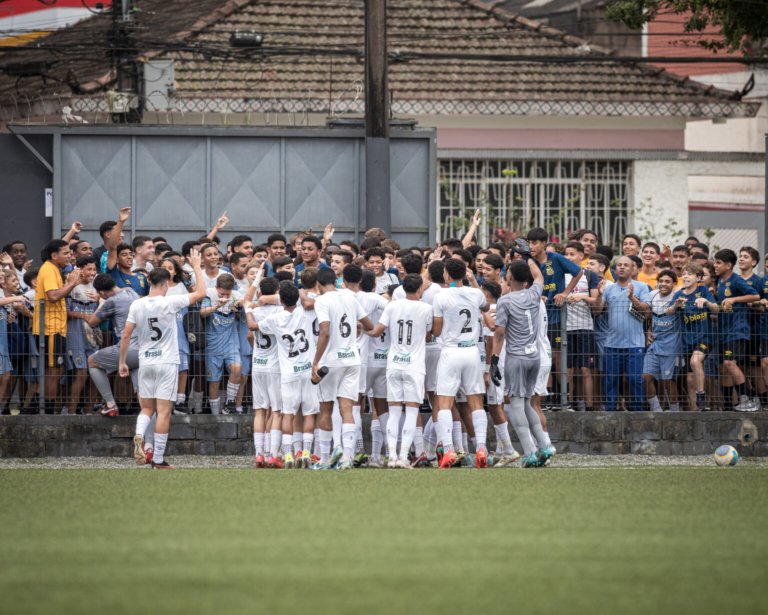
[182,301,207,352]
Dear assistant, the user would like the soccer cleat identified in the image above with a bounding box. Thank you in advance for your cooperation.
[475,448,488,469]
[428,457,439,468]
[494,453,518,468]
[411,452,430,468]
[336,460,354,470]
[285,452,295,469]
[490,451,504,465]
[266,455,284,469]
[222,400,238,415]
[254,454,266,468]
[172,402,189,415]
[436,442,444,465]
[354,451,369,468]
[100,403,119,417]
[460,453,473,468]
[455,449,467,466]
[143,445,154,464]
[301,450,312,469]
[520,454,539,468]
[535,445,555,467]
[387,458,397,469]
[395,459,412,469]
[439,448,457,469]
[310,462,331,470]
[311,454,321,464]
[150,460,174,469]
[133,435,148,465]
[368,457,384,468]
[329,445,344,468]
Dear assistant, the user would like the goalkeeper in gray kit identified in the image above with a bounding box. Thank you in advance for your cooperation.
[490,239,555,468]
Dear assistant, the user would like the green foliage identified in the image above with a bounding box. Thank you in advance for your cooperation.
[631,198,686,246]
[604,0,768,58]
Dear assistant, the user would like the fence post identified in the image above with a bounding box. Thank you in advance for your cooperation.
[38,299,45,415]
[560,301,568,411]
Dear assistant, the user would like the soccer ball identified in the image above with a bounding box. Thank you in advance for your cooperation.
[714,445,738,466]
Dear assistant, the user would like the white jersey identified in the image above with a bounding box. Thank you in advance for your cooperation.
[314,288,368,368]
[379,300,433,375]
[258,306,316,383]
[565,269,594,331]
[537,301,552,367]
[432,286,487,348]
[367,293,391,367]
[375,271,399,295]
[393,282,442,350]
[126,294,190,365]
[355,291,388,367]
[248,304,282,374]
[200,269,224,290]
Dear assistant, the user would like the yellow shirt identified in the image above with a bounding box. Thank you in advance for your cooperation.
[582,257,614,282]
[637,270,658,290]
[33,261,67,336]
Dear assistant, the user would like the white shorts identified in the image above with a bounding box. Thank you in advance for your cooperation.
[386,370,425,405]
[252,372,282,411]
[487,376,505,405]
[281,378,320,416]
[358,362,368,395]
[435,347,484,398]
[318,365,361,403]
[425,347,440,392]
[367,365,387,398]
[534,361,551,397]
[138,363,178,401]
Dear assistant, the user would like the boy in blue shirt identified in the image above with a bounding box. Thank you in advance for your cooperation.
[105,207,148,297]
[714,248,760,411]
[668,262,719,410]
[738,246,764,404]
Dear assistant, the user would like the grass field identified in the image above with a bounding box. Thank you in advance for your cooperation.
[1,467,766,615]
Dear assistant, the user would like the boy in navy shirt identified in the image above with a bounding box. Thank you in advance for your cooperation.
[105,207,148,297]
[738,246,764,404]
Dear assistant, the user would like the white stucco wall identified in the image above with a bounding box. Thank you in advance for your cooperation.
[632,160,690,242]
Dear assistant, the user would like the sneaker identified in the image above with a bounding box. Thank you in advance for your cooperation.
[439,448,457,469]
[475,448,488,469]
[395,459,412,469]
[695,397,707,411]
[150,460,174,469]
[368,457,384,468]
[535,445,555,467]
[143,445,154,464]
[254,454,266,468]
[336,460,354,470]
[310,462,331,470]
[223,400,237,415]
[100,403,119,417]
[266,455,284,469]
[173,401,189,415]
[387,458,396,469]
[354,452,369,468]
[311,454,321,464]
[329,445,344,468]
[734,395,758,412]
[285,452,295,469]
[490,451,504,465]
[411,452,430,468]
[133,434,148,465]
[301,450,312,469]
[494,453,519,468]
[520,453,539,468]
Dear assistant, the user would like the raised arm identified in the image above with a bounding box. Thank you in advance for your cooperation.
[106,207,131,271]
[62,221,83,244]
[207,211,228,241]
[186,249,207,304]
[462,209,481,248]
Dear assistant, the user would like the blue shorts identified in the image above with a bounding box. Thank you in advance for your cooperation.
[67,348,94,371]
[205,352,241,382]
[0,354,12,375]
[240,353,252,376]
[643,352,678,380]
[704,351,719,378]
[178,351,189,373]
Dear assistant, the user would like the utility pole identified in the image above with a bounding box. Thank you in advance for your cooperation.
[364,0,391,236]
[110,0,142,123]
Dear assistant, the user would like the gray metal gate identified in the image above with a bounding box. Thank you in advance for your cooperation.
[8,124,436,249]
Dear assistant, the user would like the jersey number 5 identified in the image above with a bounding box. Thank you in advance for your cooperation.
[147,317,162,342]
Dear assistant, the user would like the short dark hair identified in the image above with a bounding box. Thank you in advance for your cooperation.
[154,243,173,253]
[364,247,386,261]
[231,235,252,250]
[333,250,354,266]
[267,233,287,247]
[272,255,293,270]
[386,283,400,298]
[622,234,642,248]
[442,238,463,252]
[340,240,360,256]
[488,243,507,259]
[483,253,504,271]
[317,267,337,287]
[527,227,548,243]
[693,242,710,255]
[182,240,200,257]
[481,280,502,300]
[274,271,294,283]
[229,251,248,266]
[657,269,677,284]
[589,253,610,273]
[259,277,279,296]
[686,236,699,243]
[149,267,171,286]
[672,245,691,256]
[396,248,411,260]
[92,273,116,292]
[444,258,467,281]
[300,267,318,289]
[23,267,39,288]
[691,252,709,263]
[628,255,643,268]
[254,244,269,254]
[279,280,299,307]
[402,273,423,294]
[642,242,660,255]
[428,260,445,284]
[467,244,483,259]
[132,235,152,250]
[200,243,218,256]
[342,263,363,284]
[565,241,585,255]
[116,242,133,256]
[215,273,236,291]
[99,220,117,240]
[582,229,598,241]
[401,253,423,275]
[453,249,473,267]
[739,246,759,264]
[152,236,166,244]
[76,256,96,269]
[507,261,530,283]
[360,237,381,252]
[360,269,376,293]
[714,249,737,267]
[301,235,323,250]
[596,245,614,261]
[45,239,68,257]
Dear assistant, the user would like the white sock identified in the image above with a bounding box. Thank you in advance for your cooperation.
[413,425,424,456]
[210,398,221,415]
[264,431,271,453]
[303,432,314,453]
[437,410,453,449]
[154,433,168,464]
[399,407,418,460]
[293,433,302,455]
[313,429,320,455]
[352,405,363,453]
[453,422,463,453]
[60,406,69,415]
[281,434,293,456]
[649,396,662,411]
[135,413,151,437]
[669,403,679,412]
[472,409,488,452]
[423,417,436,444]
[177,393,186,404]
[386,405,403,460]
[378,411,390,458]
[543,430,552,446]
[270,429,282,458]
[332,401,342,449]
[319,430,332,463]
[493,423,507,449]
[530,433,539,450]
[461,431,468,454]
[371,419,382,460]
[226,381,239,403]
[236,406,243,414]
[342,424,356,462]
[253,432,264,456]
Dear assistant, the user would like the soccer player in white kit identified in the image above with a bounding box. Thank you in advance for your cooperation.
[253,281,319,469]
[309,267,374,470]
[120,249,206,469]
[366,274,433,468]
[431,258,490,469]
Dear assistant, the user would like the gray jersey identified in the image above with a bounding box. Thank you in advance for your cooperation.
[95,288,140,349]
[495,283,543,358]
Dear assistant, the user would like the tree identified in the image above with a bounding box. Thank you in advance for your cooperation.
[604,0,768,58]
